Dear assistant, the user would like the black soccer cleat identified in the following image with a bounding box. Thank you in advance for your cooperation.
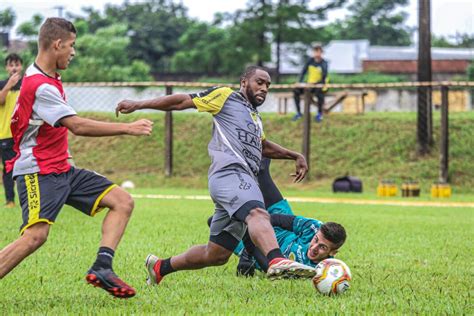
[86,268,136,298]
[236,249,256,277]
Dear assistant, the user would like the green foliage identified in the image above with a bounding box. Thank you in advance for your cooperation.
[0,0,445,81]
[0,194,472,314]
[4,13,151,82]
[225,0,272,67]
[219,0,346,75]
[432,33,474,48]
[16,14,43,39]
[63,24,152,82]
[75,0,190,73]
[270,0,346,45]
[182,0,338,78]
[0,7,16,31]
[170,22,229,74]
[0,49,8,77]
[325,0,412,46]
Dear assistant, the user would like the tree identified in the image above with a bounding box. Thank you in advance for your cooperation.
[16,14,43,39]
[326,0,413,46]
[171,20,270,76]
[0,8,16,33]
[229,0,273,67]
[432,33,474,48]
[64,24,152,82]
[16,14,44,55]
[73,0,191,73]
[0,8,16,48]
[170,22,228,74]
[224,0,346,81]
[271,0,346,82]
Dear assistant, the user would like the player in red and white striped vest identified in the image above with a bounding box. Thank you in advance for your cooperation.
[0,18,153,299]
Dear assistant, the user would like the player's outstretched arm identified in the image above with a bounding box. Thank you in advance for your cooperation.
[271,214,296,231]
[60,115,153,137]
[115,94,195,116]
[262,139,308,182]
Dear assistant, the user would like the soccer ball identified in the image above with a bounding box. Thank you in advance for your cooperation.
[312,258,352,295]
[121,180,136,190]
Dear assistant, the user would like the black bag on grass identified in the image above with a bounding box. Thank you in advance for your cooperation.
[332,176,363,193]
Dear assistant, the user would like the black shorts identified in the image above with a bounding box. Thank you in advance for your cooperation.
[16,167,117,235]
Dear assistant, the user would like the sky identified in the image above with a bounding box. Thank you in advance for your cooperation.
[1,0,473,40]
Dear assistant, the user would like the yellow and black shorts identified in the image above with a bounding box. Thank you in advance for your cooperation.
[16,167,117,235]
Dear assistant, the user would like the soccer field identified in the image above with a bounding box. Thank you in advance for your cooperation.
[0,190,472,314]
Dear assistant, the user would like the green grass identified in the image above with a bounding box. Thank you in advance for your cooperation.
[0,191,472,314]
[67,111,474,193]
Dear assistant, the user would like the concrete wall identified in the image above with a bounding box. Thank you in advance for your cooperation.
[343,89,471,112]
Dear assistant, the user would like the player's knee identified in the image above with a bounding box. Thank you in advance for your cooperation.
[115,192,134,217]
[210,251,231,266]
[123,194,134,215]
[205,245,231,266]
[23,226,49,249]
[247,207,270,223]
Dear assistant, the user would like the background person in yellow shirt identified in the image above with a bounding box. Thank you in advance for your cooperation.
[292,45,328,122]
[0,53,23,208]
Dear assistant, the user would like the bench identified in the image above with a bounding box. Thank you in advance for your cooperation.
[274,90,368,115]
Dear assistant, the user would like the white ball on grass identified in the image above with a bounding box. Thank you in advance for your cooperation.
[121,180,136,190]
[312,258,352,296]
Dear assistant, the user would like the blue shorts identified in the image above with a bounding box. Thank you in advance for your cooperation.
[16,167,116,235]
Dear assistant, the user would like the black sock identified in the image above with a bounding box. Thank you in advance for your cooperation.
[266,248,284,262]
[159,258,176,276]
[92,247,115,270]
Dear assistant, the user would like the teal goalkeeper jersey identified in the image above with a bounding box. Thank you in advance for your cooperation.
[271,201,323,268]
[234,199,324,269]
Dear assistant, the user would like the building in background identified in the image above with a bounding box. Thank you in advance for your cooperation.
[268,40,473,112]
[271,40,473,80]
[363,46,473,80]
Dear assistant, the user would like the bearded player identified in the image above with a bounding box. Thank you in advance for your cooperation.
[116,66,316,284]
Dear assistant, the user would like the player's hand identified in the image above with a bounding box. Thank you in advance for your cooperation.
[293,154,308,183]
[116,100,140,117]
[5,72,21,89]
[127,119,153,136]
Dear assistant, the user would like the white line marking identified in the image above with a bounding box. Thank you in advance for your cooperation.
[130,194,474,208]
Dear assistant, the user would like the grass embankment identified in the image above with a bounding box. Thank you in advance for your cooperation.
[68,111,474,194]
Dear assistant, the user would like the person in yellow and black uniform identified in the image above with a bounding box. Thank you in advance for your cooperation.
[0,53,23,208]
[292,45,328,122]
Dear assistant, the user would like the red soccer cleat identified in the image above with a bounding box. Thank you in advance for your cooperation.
[86,268,136,298]
[145,254,165,286]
